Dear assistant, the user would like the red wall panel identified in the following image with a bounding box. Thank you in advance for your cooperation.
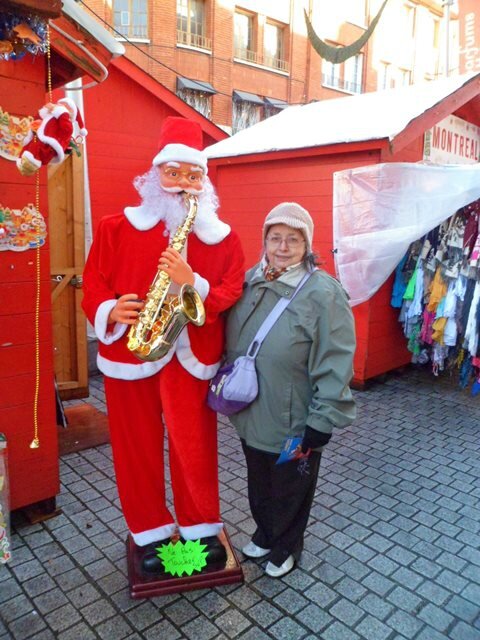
[0,55,59,510]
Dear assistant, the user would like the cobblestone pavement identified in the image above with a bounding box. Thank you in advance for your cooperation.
[2,367,480,640]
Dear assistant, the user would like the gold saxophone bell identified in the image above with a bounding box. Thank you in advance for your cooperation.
[127,193,206,362]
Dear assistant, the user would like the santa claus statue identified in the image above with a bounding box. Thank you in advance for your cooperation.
[17,97,87,176]
[81,116,245,579]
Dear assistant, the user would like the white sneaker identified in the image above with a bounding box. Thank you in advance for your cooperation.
[265,555,295,578]
[242,541,271,558]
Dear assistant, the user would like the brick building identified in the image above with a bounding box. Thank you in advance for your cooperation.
[84,0,461,133]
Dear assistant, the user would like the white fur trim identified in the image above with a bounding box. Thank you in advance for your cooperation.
[79,128,88,137]
[131,523,177,546]
[95,300,129,345]
[175,328,220,380]
[153,143,208,174]
[124,205,161,231]
[124,204,231,244]
[193,274,210,301]
[36,112,68,164]
[39,104,70,120]
[97,353,171,380]
[178,523,223,540]
[18,150,41,169]
[193,218,231,245]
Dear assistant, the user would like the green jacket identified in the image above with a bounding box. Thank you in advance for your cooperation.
[226,264,356,453]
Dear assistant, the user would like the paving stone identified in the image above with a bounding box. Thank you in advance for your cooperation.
[80,599,116,625]
[143,619,182,640]
[33,587,69,615]
[355,614,393,640]
[269,616,308,640]
[44,602,82,633]
[321,620,361,640]
[294,603,332,633]
[215,608,251,637]
[2,594,34,623]
[358,593,394,621]
[7,611,47,640]
[386,609,424,638]
[273,588,308,614]
[329,598,364,625]
[248,601,283,627]
[164,599,199,625]
[181,615,219,640]
[417,602,454,633]
[97,616,133,639]
[449,621,480,640]
[303,581,337,607]
[226,586,261,610]
[446,595,480,624]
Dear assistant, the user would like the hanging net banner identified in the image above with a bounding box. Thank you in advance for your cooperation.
[333,162,480,306]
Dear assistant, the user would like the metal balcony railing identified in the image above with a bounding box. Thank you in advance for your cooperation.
[177,30,212,51]
[235,47,289,72]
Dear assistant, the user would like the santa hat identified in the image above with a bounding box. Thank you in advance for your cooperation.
[263,202,314,252]
[57,97,88,137]
[152,117,207,174]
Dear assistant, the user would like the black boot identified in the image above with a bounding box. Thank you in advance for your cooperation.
[139,537,171,575]
[192,535,227,568]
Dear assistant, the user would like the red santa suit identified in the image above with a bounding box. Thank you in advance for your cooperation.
[82,199,245,546]
[17,97,87,174]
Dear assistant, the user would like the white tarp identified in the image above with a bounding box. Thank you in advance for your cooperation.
[333,162,480,306]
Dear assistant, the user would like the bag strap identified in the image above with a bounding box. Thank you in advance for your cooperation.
[247,270,314,358]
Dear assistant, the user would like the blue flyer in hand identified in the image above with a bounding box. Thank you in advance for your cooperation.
[276,436,306,465]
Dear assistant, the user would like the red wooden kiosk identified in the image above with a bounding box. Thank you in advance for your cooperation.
[206,72,480,387]
[0,0,121,514]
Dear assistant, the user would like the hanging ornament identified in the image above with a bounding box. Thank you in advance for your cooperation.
[0,8,47,60]
[16,98,88,176]
[0,106,33,161]
[0,203,47,252]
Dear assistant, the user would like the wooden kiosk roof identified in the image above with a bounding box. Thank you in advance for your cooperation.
[207,72,480,163]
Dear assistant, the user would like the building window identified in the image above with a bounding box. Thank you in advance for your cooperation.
[378,62,394,90]
[344,54,363,94]
[322,60,341,90]
[232,91,264,134]
[264,21,287,72]
[399,68,412,86]
[176,77,216,119]
[234,10,257,63]
[177,0,211,50]
[114,0,148,39]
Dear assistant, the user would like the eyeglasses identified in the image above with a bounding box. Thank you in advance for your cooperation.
[161,167,204,183]
[266,235,305,248]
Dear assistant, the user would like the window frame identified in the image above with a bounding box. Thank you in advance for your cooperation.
[176,0,211,50]
[113,0,148,40]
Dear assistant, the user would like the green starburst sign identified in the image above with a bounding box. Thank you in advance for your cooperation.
[157,539,209,577]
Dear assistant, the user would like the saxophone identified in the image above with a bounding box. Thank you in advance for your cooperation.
[127,193,206,362]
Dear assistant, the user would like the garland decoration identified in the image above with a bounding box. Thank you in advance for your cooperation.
[304,0,390,64]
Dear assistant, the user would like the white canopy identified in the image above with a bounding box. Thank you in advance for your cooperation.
[333,162,480,306]
[206,73,479,159]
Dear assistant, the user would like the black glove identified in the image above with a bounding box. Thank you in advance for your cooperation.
[301,426,332,453]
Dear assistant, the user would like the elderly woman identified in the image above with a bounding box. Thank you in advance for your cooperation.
[226,202,356,578]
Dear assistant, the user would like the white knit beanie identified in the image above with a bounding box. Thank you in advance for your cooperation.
[263,202,314,252]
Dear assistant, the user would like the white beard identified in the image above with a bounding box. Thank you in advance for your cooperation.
[132,167,228,244]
